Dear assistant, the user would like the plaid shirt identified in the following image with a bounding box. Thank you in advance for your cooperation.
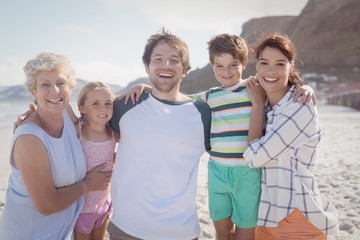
[244,86,339,235]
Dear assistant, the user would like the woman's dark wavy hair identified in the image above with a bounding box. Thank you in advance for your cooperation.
[253,32,303,88]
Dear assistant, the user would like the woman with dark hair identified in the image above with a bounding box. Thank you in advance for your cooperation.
[244,33,339,239]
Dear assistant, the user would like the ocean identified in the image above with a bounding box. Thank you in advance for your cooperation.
[0,100,30,128]
[0,100,78,128]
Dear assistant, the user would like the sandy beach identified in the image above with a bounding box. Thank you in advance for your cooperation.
[0,126,12,207]
[1,103,359,239]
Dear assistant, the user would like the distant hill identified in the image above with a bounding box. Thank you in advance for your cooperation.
[242,0,360,82]
[0,85,31,100]
[180,0,360,94]
[180,65,219,95]
[118,77,150,94]
[287,0,360,81]
[0,79,124,101]
[241,16,296,44]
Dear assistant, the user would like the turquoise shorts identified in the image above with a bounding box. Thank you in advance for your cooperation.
[208,160,261,228]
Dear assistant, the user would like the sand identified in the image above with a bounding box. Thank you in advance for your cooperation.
[0,126,12,208]
[1,103,359,239]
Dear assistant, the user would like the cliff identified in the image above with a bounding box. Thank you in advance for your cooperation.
[181,0,360,94]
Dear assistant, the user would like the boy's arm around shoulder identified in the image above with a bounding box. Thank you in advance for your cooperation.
[292,84,317,105]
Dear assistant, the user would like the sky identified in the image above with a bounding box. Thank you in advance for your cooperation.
[0,0,308,87]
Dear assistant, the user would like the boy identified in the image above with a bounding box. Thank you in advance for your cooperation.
[193,34,262,240]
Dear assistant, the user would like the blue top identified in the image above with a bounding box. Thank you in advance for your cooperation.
[0,111,86,240]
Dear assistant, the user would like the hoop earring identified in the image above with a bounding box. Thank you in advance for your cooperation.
[79,114,88,125]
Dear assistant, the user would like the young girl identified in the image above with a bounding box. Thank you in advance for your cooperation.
[73,82,119,240]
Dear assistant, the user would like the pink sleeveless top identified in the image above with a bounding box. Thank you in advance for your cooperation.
[80,127,116,213]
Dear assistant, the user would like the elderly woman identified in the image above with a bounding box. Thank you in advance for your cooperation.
[0,52,112,239]
[244,33,338,239]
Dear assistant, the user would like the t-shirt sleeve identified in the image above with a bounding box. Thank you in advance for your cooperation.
[192,90,209,103]
[109,98,122,132]
[109,92,150,133]
[193,98,211,152]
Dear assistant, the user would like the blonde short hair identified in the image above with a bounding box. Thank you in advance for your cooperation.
[23,52,76,93]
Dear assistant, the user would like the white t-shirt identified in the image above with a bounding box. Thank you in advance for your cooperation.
[109,92,211,240]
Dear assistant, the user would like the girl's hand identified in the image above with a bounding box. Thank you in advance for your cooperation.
[117,84,152,104]
[245,76,266,107]
[292,85,317,105]
[13,104,36,133]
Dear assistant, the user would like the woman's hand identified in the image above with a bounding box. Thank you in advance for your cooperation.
[245,76,266,107]
[246,75,266,144]
[83,163,113,192]
[117,84,152,104]
[292,85,317,105]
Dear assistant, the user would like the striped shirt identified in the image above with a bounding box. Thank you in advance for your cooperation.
[244,86,339,235]
[195,81,252,165]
